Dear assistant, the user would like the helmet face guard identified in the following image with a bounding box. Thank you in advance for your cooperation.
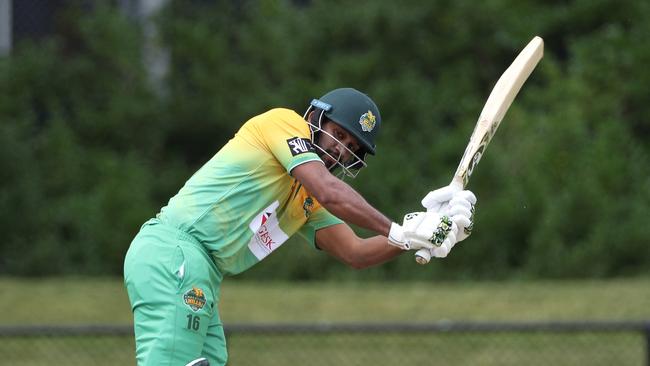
[302,88,381,179]
[303,105,367,179]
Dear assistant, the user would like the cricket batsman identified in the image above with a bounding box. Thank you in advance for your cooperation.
[123,88,477,365]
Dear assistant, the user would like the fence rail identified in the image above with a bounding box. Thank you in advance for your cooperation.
[2,320,649,335]
[1,321,649,366]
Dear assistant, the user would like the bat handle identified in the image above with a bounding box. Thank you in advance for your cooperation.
[449,177,465,192]
[415,248,431,265]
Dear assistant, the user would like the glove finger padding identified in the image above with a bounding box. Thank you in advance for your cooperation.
[451,214,471,229]
[447,205,472,219]
[456,211,474,242]
[408,238,434,251]
[451,190,476,243]
[448,197,473,212]
[421,185,458,212]
[453,190,477,205]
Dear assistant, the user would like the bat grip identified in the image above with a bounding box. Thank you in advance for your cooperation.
[415,248,431,265]
[449,177,465,192]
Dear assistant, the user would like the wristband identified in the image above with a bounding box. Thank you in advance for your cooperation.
[387,222,409,250]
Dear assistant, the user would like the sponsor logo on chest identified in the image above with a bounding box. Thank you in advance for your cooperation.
[248,200,289,260]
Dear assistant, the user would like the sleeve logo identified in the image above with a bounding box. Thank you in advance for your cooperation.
[287,137,315,156]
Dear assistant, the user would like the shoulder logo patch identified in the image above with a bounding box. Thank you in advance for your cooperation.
[183,287,207,312]
[359,110,376,132]
[287,137,315,156]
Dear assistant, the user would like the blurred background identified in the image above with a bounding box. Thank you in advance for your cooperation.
[0,0,649,365]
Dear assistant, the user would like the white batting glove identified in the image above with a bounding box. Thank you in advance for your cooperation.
[388,214,424,250]
[421,185,458,212]
[388,212,457,252]
[447,190,476,243]
[415,187,477,259]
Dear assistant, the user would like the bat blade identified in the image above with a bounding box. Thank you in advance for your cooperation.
[415,36,544,265]
[453,36,544,189]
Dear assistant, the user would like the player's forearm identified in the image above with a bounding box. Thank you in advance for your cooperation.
[318,181,392,236]
[292,162,393,235]
[350,235,404,269]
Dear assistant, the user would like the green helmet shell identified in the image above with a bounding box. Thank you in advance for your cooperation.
[310,88,381,155]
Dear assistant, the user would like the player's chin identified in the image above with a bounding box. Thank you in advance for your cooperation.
[321,156,339,170]
[323,159,335,169]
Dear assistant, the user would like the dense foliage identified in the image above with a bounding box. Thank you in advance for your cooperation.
[1,0,648,279]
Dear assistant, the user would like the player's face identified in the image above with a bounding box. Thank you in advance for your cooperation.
[317,121,361,169]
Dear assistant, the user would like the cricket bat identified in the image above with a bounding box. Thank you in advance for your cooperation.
[415,36,544,265]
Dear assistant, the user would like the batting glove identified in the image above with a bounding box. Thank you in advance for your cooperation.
[388,211,457,252]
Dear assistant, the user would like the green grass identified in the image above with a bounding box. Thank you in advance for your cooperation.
[1,337,134,366]
[226,332,644,366]
[1,332,644,366]
[0,277,133,325]
[1,277,649,366]
[1,277,649,324]
[218,279,650,323]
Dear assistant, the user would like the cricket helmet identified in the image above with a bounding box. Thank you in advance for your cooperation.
[303,88,382,178]
[308,88,381,155]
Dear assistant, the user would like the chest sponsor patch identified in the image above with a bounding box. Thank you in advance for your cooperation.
[248,200,289,260]
[287,137,315,156]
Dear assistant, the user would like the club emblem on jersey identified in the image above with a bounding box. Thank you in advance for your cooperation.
[303,197,314,218]
[287,137,315,156]
[359,110,376,132]
[183,287,207,312]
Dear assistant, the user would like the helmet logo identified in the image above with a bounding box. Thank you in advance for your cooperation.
[359,110,376,132]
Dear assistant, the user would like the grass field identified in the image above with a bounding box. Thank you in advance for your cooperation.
[1,277,649,365]
[1,277,649,324]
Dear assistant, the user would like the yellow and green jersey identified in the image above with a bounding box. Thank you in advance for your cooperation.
[157,108,342,276]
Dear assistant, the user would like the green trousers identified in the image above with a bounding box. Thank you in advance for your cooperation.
[124,219,227,366]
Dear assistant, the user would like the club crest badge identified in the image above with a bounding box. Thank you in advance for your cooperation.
[303,197,314,218]
[359,110,376,132]
[183,287,207,312]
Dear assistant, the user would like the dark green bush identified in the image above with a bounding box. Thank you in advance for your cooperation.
[1,0,648,279]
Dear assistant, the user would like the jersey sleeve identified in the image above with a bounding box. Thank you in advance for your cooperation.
[297,206,344,249]
[256,109,323,173]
